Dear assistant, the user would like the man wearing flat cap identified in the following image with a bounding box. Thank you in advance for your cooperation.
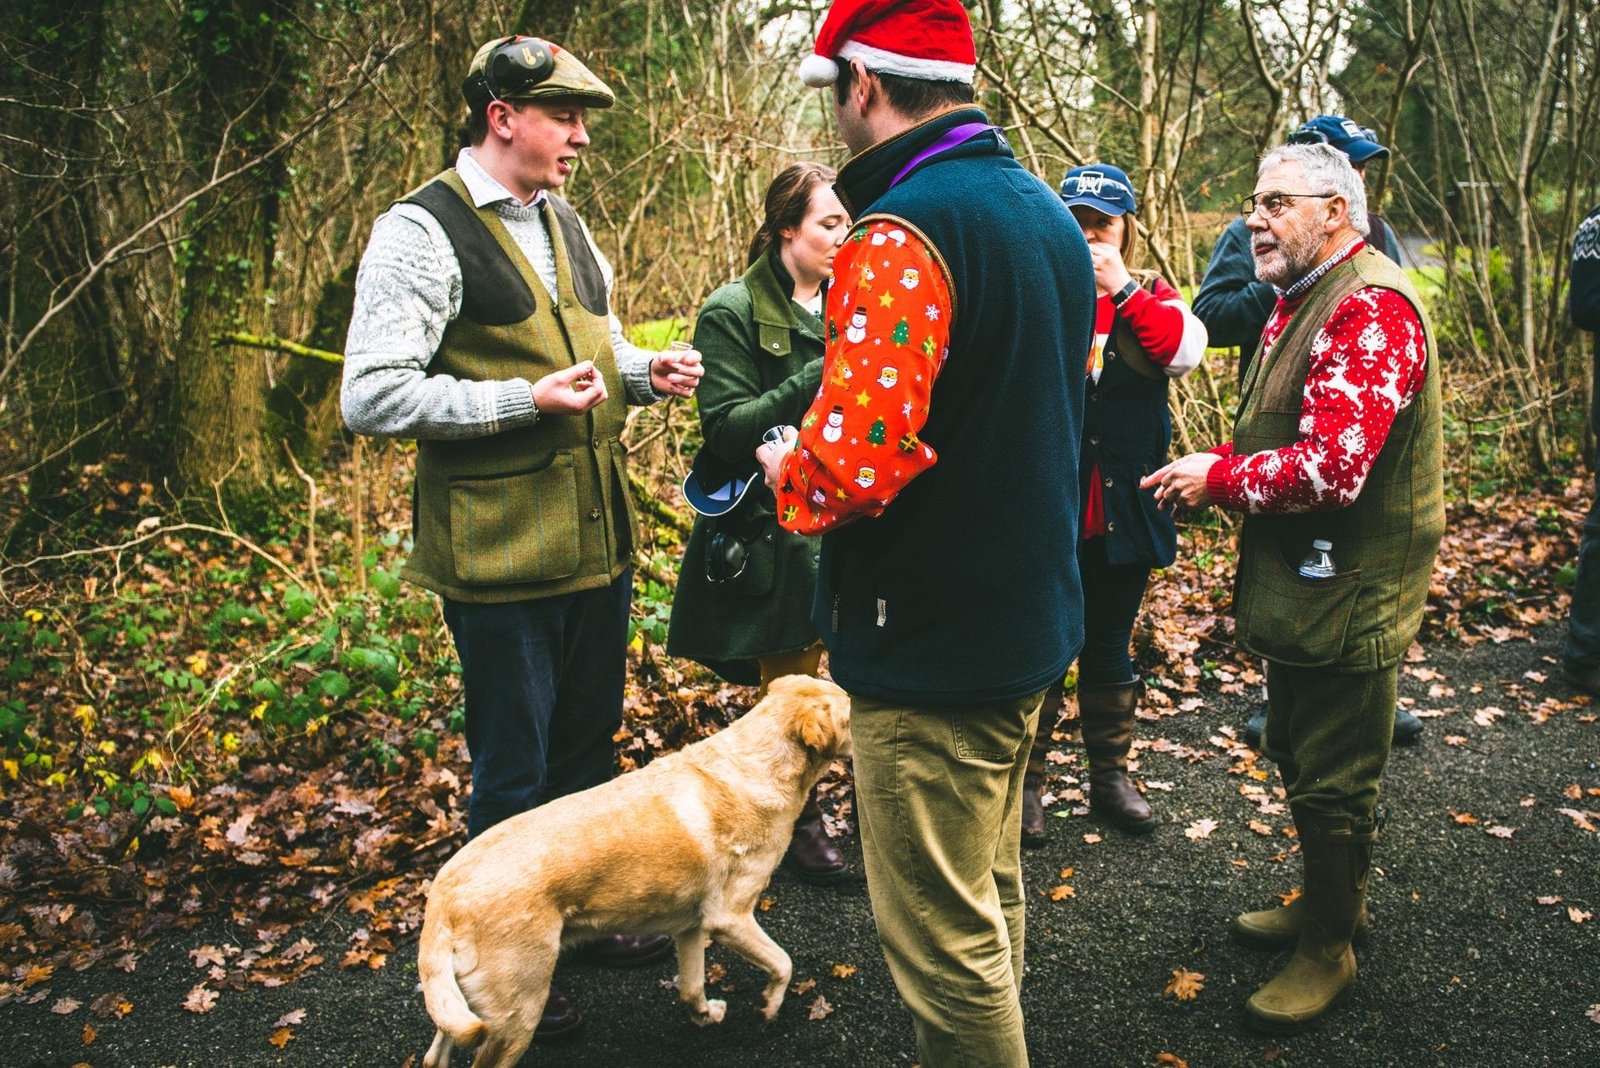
[757,1,1094,1063]
[342,34,702,1038]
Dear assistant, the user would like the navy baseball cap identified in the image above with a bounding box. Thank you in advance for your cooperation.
[681,448,758,517]
[1060,164,1137,216]
[1288,115,1389,164]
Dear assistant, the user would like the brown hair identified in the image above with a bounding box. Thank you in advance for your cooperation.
[747,161,839,266]
[833,63,975,118]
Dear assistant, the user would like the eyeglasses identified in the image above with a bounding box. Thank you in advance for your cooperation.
[1241,191,1336,219]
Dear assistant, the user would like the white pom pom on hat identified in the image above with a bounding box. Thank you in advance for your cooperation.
[799,53,840,88]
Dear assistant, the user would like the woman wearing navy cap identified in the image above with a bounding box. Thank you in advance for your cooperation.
[1022,163,1208,844]
[667,162,851,882]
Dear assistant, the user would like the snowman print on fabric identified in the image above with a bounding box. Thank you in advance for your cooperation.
[846,307,869,343]
[821,405,846,443]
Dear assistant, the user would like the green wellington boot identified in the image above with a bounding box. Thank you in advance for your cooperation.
[1233,890,1370,950]
[1079,681,1154,834]
[1244,811,1376,1034]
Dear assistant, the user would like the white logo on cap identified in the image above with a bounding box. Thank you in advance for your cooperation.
[1074,171,1108,196]
[1340,119,1363,138]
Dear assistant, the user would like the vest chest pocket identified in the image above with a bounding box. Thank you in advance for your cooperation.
[449,451,581,585]
[1235,539,1362,668]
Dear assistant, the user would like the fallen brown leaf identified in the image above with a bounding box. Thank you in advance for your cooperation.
[1184,818,1218,840]
[1569,907,1593,924]
[268,1027,294,1049]
[808,994,834,1020]
[1155,1054,1190,1067]
[1163,968,1205,1000]
[830,963,857,979]
[182,984,218,1014]
[51,997,82,1015]
[1485,825,1515,839]
[273,1008,307,1027]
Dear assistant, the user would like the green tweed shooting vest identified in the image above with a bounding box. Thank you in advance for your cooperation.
[400,170,636,602]
[1231,245,1443,672]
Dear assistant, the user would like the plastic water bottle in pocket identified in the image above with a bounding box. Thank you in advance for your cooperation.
[1297,539,1337,579]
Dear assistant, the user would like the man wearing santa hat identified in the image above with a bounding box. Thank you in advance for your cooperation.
[757,2,1096,1063]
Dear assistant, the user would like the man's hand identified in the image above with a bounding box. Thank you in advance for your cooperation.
[756,426,798,490]
[650,346,705,398]
[532,361,608,414]
[1087,240,1134,299]
[1141,451,1221,512]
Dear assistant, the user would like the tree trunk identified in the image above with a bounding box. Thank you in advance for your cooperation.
[172,0,303,505]
[3,0,124,510]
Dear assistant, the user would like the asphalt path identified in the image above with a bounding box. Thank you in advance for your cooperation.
[8,621,1598,1067]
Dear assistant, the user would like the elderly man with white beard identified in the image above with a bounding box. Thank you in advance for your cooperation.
[1142,142,1443,1035]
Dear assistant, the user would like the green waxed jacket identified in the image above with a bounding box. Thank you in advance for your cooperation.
[666,252,825,682]
[401,170,635,603]
[1230,246,1444,673]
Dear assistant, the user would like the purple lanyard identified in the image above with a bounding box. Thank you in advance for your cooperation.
[888,122,995,189]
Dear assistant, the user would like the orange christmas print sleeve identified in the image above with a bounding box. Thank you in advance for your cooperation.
[775,217,953,535]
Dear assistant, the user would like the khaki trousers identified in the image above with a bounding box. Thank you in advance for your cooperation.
[851,690,1043,1068]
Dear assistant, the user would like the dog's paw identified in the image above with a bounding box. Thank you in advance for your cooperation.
[692,999,727,1026]
[757,994,785,1023]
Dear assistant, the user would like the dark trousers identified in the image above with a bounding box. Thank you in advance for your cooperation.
[1565,464,1600,667]
[1077,536,1152,687]
[443,569,632,839]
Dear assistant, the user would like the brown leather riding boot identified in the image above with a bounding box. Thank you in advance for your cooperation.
[785,782,848,885]
[1245,810,1375,1034]
[1079,680,1154,834]
[1022,680,1064,848]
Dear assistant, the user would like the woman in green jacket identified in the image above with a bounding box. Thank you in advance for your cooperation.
[667,162,848,882]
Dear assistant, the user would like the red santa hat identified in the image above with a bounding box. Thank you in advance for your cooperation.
[798,0,977,89]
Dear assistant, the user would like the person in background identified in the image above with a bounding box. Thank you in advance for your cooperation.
[1144,142,1442,1034]
[757,1,1093,1062]
[667,161,851,883]
[341,33,703,1041]
[1559,202,1600,694]
[1193,114,1421,750]
[1021,164,1206,846]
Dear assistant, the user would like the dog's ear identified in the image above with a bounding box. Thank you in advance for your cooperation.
[770,676,841,755]
[795,699,831,755]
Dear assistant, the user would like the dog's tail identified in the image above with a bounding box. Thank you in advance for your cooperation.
[418,905,486,1051]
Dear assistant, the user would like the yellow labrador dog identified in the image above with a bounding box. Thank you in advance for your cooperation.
[419,674,852,1068]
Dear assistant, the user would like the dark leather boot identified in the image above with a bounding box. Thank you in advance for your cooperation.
[1079,680,1154,834]
[1245,809,1375,1034]
[532,985,585,1042]
[1022,680,1064,848]
[785,782,848,885]
[571,933,674,967]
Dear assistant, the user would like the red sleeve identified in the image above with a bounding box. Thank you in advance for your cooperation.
[774,220,951,535]
[1117,278,1186,363]
[1206,287,1427,513]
